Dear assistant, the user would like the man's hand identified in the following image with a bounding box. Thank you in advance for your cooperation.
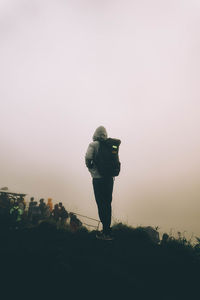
[86,159,94,169]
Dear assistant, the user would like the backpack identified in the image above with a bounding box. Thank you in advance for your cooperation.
[95,138,121,177]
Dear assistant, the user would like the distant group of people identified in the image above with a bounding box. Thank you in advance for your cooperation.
[28,197,53,224]
[29,198,82,231]
[1,194,82,232]
[28,197,83,231]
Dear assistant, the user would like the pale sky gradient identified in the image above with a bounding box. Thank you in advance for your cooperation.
[1,0,200,238]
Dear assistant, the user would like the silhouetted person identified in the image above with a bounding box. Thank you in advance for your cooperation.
[52,204,60,222]
[39,198,47,219]
[9,201,23,229]
[85,126,121,240]
[58,202,69,225]
[44,205,51,218]
[18,196,25,214]
[47,198,53,212]
[28,197,34,220]
[19,195,26,211]
[29,197,34,207]
[69,213,82,232]
[31,201,41,225]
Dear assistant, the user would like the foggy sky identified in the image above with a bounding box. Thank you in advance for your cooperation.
[1,0,200,237]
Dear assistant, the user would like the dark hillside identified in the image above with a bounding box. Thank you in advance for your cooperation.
[0,222,199,300]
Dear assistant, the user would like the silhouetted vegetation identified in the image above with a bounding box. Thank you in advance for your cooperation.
[0,218,199,299]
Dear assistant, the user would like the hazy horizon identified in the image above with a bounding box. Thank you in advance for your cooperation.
[1,0,200,238]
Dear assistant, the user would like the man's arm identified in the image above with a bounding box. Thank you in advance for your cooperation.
[85,142,95,169]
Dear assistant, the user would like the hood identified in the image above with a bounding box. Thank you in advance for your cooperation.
[92,126,108,141]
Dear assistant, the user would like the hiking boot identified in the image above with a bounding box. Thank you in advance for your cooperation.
[95,231,103,239]
[102,234,114,241]
[96,231,114,241]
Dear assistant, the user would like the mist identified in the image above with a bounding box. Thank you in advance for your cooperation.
[1,0,200,237]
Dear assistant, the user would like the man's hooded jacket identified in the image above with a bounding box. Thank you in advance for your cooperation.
[85,126,108,178]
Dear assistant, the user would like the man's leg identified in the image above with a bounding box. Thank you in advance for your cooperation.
[92,178,105,227]
[102,177,114,234]
[92,177,114,235]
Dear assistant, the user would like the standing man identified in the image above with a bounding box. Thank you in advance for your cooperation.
[85,126,121,240]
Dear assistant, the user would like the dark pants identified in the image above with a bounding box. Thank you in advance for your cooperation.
[92,177,114,234]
